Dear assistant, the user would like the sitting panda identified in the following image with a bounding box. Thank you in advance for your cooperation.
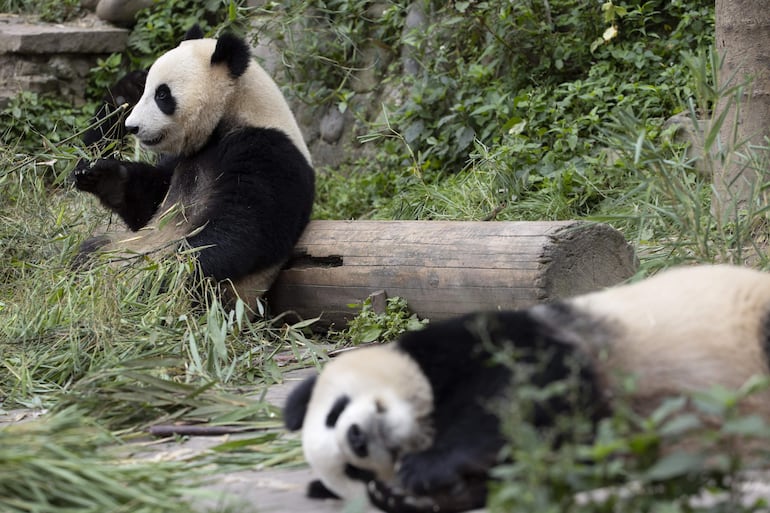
[73,26,315,305]
[284,264,770,513]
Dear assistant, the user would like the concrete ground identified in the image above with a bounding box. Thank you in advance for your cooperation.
[137,367,380,513]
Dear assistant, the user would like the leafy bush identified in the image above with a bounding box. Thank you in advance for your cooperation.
[5,0,84,22]
[341,295,427,345]
[489,369,770,512]
[260,0,714,222]
[0,92,89,166]
[128,0,246,69]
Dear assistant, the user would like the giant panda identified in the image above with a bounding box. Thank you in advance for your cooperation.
[72,26,315,306]
[284,264,770,513]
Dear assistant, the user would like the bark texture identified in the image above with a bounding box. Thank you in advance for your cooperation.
[714,0,770,214]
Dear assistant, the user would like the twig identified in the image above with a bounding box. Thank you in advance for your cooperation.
[148,424,254,437]
[543,0,553,29]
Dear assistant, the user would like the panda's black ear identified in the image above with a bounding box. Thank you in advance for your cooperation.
[211,33,251,78]
[283,374,317,431]
[183,24,205,41]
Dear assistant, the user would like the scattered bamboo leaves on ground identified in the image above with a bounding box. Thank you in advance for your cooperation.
[0,407,195,513]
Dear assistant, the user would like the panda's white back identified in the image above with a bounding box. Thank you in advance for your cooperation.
[567,265,770,414]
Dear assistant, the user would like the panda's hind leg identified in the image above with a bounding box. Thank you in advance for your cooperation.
[306,479,340,500]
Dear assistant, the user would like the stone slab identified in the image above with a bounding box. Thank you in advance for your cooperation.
[0,14,128,54]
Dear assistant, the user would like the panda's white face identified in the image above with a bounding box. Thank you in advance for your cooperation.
[125,39,233,156]
[300,346,435,500]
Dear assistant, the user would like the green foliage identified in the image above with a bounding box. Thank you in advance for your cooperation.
[596,48,770,271]
[341,296,427,345]
[85,52,126,101]
[128,0,247,69]
[255,0,408,106]
[263,0,714,221]
[4,0,84,22]
[37,0,83,22]
[489,370,770,512]
[0,407,196,513]
[0,92,88,164]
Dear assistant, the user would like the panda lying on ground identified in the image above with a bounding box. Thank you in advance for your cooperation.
[73,26,315,306]
[284,264,770,513]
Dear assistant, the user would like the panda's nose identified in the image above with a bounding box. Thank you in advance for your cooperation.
[125,124,139,135]
[347,424,368,458]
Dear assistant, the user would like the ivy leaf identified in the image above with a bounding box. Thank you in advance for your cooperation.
[404,120,425,144]
[456,126,475,150]
[644,452,703,481]
[360,326,382,343]
[455,1,470,13]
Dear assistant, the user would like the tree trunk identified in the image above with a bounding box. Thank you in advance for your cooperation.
[713,0,770,216]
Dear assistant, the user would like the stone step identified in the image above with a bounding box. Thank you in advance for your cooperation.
[0,13,128,105]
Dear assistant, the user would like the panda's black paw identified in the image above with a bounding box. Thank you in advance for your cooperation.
[367,480,441,513]
[72,159,129,209]
[72,159,127,193]
[368,476,487,513]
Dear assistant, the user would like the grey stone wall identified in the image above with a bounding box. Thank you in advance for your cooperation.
[0,14,128,106]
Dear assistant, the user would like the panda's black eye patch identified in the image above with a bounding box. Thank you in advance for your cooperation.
[154,84,176,115]
[325,395,350,427]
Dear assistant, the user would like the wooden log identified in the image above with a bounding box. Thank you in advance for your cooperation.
[266,220,638,329]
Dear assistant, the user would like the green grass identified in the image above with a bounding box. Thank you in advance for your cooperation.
[0,110,326,511]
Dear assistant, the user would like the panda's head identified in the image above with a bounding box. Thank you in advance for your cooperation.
[284,345,434,500]
[124,26,251,156]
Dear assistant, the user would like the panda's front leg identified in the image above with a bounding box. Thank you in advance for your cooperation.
[73,158,173,231]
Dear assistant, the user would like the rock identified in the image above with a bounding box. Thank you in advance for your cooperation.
[664,111,711,176]
[351,45,391,94]
[95,0,153,26]
[0,16,128,54]
[402,1,428,76]
[320,106,345,144]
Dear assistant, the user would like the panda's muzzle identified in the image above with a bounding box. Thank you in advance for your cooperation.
[141,134,165,146]
[125,124,164,147]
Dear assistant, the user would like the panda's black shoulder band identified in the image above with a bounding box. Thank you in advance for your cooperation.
[211,33,251,78]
